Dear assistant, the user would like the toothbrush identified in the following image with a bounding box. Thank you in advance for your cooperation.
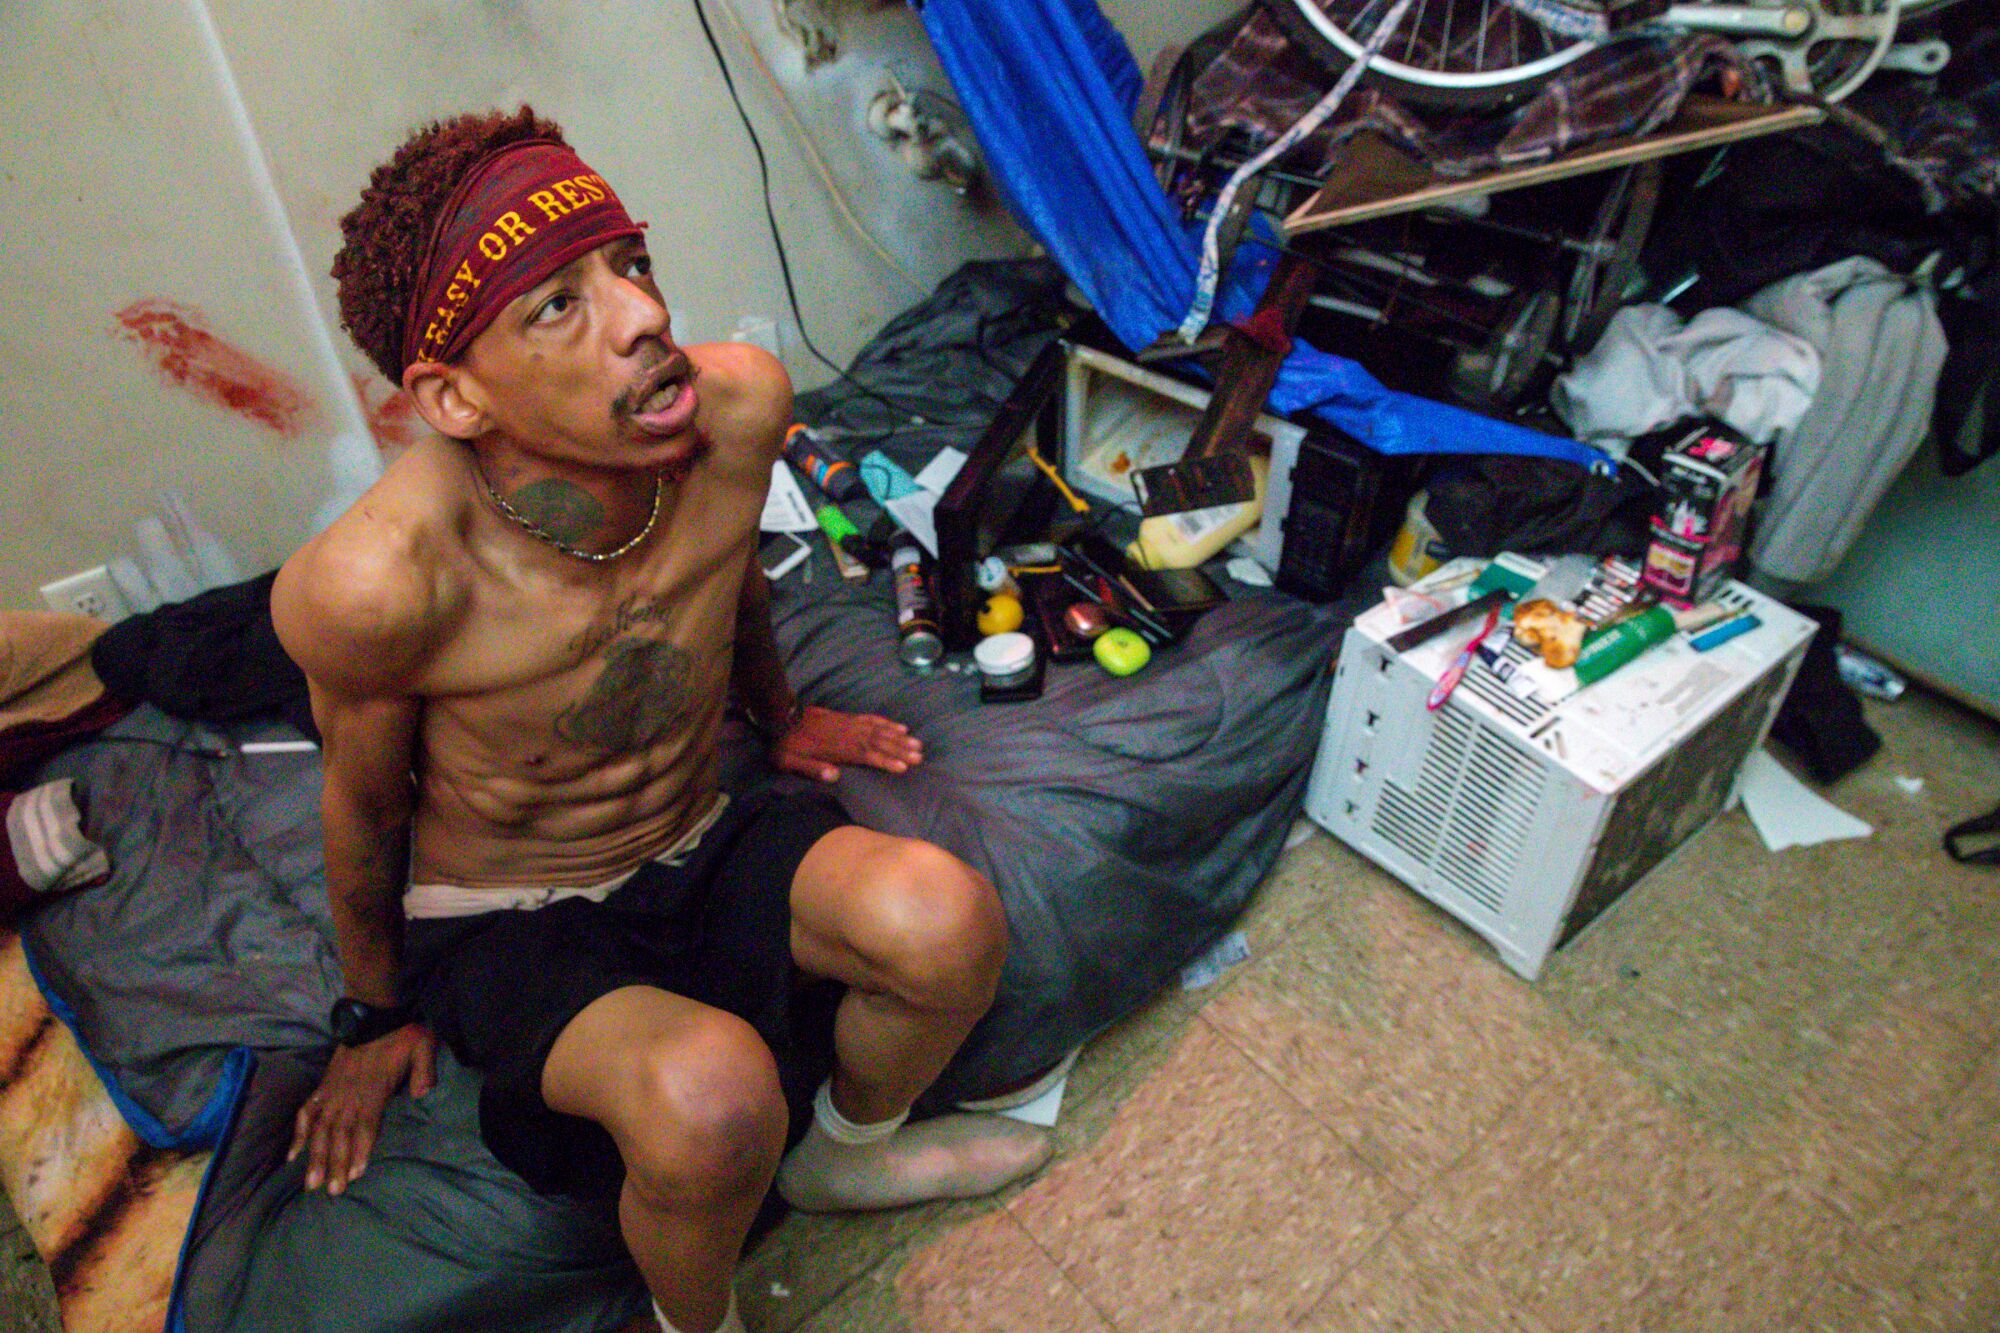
[1427,605,1503,711]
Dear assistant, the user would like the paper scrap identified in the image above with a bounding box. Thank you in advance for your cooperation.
[761,462,817,534]
[871,447,970,557]
[1227,556,1274,587]
[1737,749,1873,851]
[911,446,968,495]
[883,493,940,556]
[1893,775,1925,796]
[997,1075,1067,1127]
[1284,818,1318,850]
[1181,930,1252,990]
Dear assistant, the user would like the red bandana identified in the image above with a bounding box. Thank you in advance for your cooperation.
[400,140,644,372]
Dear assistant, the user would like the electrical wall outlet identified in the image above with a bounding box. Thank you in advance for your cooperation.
[40,566,132,623]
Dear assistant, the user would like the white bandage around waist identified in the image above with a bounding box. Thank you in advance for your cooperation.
[403,793,728,920]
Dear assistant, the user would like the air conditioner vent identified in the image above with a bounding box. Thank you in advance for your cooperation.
[1434,727,1546,914]
[1372,706,1471,865]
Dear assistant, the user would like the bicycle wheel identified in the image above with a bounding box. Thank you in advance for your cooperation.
[1451,288,1562,405]
[1267,0,1598,108]
[1562,159,1663,354]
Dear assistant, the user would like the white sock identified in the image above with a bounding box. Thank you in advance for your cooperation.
[777,1080,1053,1213]
[653,1293,744,1333]
[812,1079,907,1145]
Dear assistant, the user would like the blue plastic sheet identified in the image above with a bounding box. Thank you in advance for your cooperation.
[917,0,1611,470]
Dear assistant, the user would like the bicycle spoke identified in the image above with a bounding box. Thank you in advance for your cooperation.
[1284,0,1595,98]
[1407,0,1431,67]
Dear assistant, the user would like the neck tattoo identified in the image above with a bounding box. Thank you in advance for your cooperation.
[477,462,664,563]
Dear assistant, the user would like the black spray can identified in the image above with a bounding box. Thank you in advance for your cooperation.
[891,544,944,669]
[784,424,865,502]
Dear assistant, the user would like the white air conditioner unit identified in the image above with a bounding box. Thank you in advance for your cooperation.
[1305,577,1813,979]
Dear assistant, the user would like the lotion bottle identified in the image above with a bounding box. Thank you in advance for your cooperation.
[1128,454,1269,571]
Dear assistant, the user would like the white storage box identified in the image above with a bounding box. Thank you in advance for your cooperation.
[1304,576,1814,979]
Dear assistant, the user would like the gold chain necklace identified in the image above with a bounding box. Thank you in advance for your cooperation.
[477,465,664,563]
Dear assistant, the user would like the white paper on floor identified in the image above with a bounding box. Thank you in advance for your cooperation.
[760,461,817,533]
[1738,748,1873,851]
[1181,930,1251,990]
[997,1076,1067,1127]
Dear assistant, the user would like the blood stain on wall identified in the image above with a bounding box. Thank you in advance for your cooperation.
[350,373,423,457]
[111,299,316,437]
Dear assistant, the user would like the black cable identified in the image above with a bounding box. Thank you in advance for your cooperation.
[687,0,928,425]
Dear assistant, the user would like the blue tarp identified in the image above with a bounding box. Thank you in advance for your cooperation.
[917,0,1612,470]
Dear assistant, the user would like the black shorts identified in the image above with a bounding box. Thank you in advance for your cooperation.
[400,788,850,1200]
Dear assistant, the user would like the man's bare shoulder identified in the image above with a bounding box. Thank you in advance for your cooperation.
[691,341,793,472]
[273,442,473,696]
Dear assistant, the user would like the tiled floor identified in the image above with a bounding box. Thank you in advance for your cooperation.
[3,690,1996,1332]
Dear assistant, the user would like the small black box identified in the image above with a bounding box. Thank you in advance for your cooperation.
[1274,428,1421,603]
[934,341,1067,650]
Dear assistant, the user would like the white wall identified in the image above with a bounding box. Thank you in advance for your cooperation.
[0,0,1027,609]
[1,0,1236,611]
[1098,0,1247,73]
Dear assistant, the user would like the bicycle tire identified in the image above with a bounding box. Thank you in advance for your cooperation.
[1561,159,1663,355]
[1451,288,1561,405]
[1266,0,1596,109]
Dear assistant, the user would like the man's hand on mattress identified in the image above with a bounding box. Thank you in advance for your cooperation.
[289,1023,438,1195]
[770,705,923,782]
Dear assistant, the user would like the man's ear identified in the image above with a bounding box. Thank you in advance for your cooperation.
[402,362,489,441]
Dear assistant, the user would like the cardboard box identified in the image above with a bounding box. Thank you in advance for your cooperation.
[1642,428,1764,608]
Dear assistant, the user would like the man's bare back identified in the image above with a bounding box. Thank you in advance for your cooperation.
[276,342,779,891]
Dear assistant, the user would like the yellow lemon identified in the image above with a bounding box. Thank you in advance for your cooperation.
[977,592,1025,637]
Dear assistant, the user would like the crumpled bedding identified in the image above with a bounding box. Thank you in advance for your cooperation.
[5,255,1363,1330]
[16,572,1345,1330]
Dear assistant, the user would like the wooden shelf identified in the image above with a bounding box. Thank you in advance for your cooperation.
[1283,95,1821,236]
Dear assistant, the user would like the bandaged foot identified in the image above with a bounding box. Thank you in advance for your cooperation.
[776,1081,1054,1213]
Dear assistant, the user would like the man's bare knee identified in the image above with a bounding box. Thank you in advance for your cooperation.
[855,841,1007,1014]
[613,1013,788,1207]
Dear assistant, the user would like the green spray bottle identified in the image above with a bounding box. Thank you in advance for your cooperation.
[1573,602,1735,686]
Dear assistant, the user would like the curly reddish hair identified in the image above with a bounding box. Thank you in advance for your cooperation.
[333,106,568,383]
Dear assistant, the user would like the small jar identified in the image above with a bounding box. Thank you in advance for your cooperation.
[1064,601,1110,641]
[973,632,1036,689]
[975,555,1018,597]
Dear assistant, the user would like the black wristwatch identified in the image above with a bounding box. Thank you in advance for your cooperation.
[329,996,413,1047]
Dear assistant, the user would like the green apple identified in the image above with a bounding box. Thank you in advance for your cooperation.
[1093,627,1151,676]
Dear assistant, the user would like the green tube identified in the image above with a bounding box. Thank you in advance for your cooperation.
[1573,605,1677,685]
[815,504,859,547]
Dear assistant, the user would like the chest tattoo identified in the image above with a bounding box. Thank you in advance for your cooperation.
[568,594,674,660]
[555,638,697,752]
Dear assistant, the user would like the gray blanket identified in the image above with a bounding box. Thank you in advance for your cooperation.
[20,575,1343,1330]
[16,260,1357,1330]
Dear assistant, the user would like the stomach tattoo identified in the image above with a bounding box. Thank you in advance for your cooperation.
[554,638,697,752]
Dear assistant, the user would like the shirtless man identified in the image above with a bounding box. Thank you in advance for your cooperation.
[271,108,1050,1333]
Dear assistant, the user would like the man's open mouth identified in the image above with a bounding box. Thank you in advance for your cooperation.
[625,354,699,435]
